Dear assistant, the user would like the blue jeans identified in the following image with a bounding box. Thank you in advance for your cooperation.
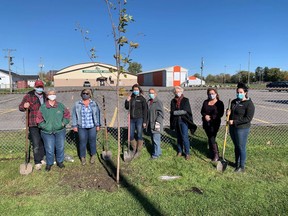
[130,118,143,141]
[41,129,66,166]
[29,127,45,164]
[78,127,97,158]
[229,126,250,168]
[176,120,190,155]
[151,133,162,158]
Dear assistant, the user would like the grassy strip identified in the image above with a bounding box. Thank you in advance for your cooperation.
[1,126,288,215]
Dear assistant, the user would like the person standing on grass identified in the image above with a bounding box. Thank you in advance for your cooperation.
[19,79,47,171]
[228,82,255,173]
[201,88,224,161]
[125,84,147,157]
[170,86,193,160]
[72,89,101,166]
[146,88,164,160]
[36,88,70,171]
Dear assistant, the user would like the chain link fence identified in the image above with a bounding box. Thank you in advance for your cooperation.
[1,86,287,158]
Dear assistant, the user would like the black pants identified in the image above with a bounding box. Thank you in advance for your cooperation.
[204,123,220,146]
[29,127,45,164]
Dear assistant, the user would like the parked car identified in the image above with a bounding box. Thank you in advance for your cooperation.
[83,81,91,87]
[266,81,288,92]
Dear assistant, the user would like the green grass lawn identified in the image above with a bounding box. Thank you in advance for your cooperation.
[1,127,288,215]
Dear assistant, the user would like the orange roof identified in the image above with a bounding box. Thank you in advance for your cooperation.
[188,76,196,80]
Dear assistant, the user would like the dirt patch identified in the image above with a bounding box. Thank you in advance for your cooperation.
[60,159,132,192]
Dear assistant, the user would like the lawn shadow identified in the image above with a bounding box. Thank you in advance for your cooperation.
[97,153,165,216]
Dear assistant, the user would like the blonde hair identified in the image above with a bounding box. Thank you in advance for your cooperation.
[174,86,184,94]
[149,88,158,94]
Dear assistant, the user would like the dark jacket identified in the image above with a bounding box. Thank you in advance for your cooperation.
[229,98,255,128]
[147,97,164,134]
[125,94,147,123]
[19,90,47,127]
[201,99,224,129]
[170,96,193,130]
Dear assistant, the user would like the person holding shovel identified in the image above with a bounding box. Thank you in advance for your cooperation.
[201,88,224,161]
[125,84,147,157]
[170,86,193,160]
[146,88,164,160]
[228,82,255,173]
[72,89,101,165]
[36,88,70,171]
[19,80,47,171]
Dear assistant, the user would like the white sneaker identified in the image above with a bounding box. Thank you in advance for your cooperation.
[41,160,46,165]
[34,164,42,170]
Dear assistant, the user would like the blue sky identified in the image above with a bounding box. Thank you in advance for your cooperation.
[1,0,287,76]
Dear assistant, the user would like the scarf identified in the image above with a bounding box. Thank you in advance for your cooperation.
[175,94,184,109]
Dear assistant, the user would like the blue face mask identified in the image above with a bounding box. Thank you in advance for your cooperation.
[35,88,43,94]
[149,93,155,99]
[82,94,90,100]
[237,93,245,100]
[133,90,139,96]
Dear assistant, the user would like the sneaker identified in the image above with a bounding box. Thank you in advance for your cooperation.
[34,163,42,171]
[57,162,65,168]
[81,157,86,166]
[41,160,46,165]
[185,155,191,160]
[177,152,182,157]
[45,165,51,172]
[234,167,245,173]
[90,155,95,164]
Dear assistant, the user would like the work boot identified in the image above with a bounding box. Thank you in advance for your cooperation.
[211,143,219,162]
[81,157,86,166]
[90,155,95,164]
[45,165,51,172]
[137,140,144,153]
[130,139,137,154]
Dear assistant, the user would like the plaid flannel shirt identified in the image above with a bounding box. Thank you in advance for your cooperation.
[19,90,46,127]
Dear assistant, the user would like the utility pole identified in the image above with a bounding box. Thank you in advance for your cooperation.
[200,57,204,87]
[39,57,44,80]
[3,49,16,93]
[248,51,251,86]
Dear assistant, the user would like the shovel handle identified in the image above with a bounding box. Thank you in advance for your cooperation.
[25,109,30,164]
[222,99,231,158]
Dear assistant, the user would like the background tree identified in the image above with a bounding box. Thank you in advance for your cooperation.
[127,62,142,74]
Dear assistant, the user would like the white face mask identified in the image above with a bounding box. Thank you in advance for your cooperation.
[176,92,182,98]
[48,95,56,101]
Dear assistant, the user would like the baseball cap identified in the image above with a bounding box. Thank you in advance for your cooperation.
[35,80,44,88]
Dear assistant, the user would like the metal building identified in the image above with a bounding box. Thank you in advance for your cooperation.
[137,65,188,87]
[54,62,137,87]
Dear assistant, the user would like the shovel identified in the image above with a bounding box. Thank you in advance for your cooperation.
[101,95,112,160]
[20,109,33,175]
[123,100,133,162]
[217,99,231,172]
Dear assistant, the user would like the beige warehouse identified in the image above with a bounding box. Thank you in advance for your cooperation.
[54,62,137,87]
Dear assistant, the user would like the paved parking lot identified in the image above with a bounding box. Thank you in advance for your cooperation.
[0,88,287,130]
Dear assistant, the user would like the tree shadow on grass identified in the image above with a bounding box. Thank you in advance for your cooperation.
[97,152,165,216]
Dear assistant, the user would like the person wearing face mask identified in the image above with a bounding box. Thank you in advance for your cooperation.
[227,82,255,173]
[125,84,148,157]
[71,89,101,165]
[19,80,47,171]
[201,88,224,161]
[36,88,70,171]
[146,88,164,159]
[170,86,193,160]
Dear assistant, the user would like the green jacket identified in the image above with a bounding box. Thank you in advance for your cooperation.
[37,101,70,134]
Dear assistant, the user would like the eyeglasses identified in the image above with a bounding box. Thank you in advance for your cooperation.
[82,93,89,95]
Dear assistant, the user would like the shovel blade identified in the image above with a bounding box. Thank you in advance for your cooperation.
[123,150,133,162]
[102,150,112,160]
[20,163,33,175]
[216,160,228,172]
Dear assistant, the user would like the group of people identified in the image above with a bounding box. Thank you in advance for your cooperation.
[19,82,101,171]
[19,80,254,173]
[125,83,255,172]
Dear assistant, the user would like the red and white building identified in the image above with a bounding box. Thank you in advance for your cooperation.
[137,65,188,87]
